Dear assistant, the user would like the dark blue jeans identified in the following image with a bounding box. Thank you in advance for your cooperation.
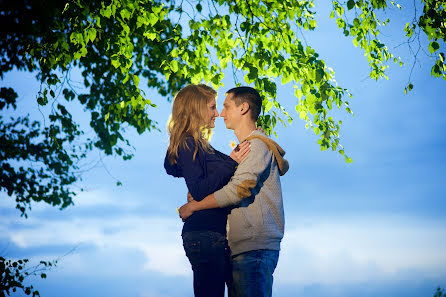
[182,231,230,297]
[229,249,279,297]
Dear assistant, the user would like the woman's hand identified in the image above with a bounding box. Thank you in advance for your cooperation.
[230,141,251,164]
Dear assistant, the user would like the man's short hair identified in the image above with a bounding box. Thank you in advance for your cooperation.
[226,86,262,121]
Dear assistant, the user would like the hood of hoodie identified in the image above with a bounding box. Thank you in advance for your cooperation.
[245,131,289,176]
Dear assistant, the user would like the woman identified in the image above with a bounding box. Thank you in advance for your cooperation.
[164,84,250,297]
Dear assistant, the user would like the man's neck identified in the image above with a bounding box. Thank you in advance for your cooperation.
[234,121,256,143]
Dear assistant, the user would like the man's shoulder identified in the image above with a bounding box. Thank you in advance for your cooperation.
[246,132,270,152]
[249,137,268,151]
[245,135,272,164]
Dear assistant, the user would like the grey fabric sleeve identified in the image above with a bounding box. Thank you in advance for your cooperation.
[214,138,270,208]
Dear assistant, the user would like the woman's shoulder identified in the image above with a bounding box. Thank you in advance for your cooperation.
[174,135,192,149]
[177,136,209,159]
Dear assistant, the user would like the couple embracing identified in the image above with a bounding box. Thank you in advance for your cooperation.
[164,85,289,297]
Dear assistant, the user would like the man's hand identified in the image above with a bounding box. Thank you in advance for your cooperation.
[179,200,198,221]
[187,192,194,202]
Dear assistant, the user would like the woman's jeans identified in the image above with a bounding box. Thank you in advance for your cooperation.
[182,231,230,297]
[229,249,280,297]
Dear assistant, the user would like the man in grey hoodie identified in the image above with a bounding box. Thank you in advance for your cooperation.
[179,86,289,297]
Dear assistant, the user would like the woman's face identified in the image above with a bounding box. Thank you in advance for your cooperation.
[206,98,219,128]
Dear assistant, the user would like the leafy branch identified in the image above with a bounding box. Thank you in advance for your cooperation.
[0,257,57,297]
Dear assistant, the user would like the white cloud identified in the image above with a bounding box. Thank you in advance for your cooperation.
[1,188,190,277]
[276,215,446,285]
[4,214,190,277]
[2,188,446,286]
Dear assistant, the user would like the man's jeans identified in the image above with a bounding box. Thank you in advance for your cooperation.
[229,249,279,297]
[182,231,230,297]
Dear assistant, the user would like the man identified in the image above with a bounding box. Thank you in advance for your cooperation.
[179,86,289,297]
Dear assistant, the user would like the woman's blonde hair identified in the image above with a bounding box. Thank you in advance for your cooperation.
[167,84,217,165]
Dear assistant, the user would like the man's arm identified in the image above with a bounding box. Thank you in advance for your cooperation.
[179,138,270,220]
[179,193,218,221]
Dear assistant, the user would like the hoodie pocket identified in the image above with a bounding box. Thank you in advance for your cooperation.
[228,207,253,243]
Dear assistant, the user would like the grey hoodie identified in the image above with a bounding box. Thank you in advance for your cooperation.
[214,130,289,256]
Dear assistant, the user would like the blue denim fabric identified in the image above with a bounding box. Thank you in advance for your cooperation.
[182,231,231,297]
[229,249,279,297]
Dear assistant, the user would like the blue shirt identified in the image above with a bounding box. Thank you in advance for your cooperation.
[164,137,237,235]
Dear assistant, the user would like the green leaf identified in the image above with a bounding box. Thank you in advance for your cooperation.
[281,73,293,85]
[100,6,112,18]
[309,103,316,115]
[347,0,355,10]
[345,156,353,163]
[37,96,48,106]
[336,18,345,29]
[120,9,131,20]
[111,57,121,68]
[295,88,303,99]
[306,93,316,103]
[62,3,69,14]
[431,63,441,77]
[310,19,317,28]
[220,57,230,68]
[136,16,147,28]
[88,28,97,42]
[133,75,140,87]
[148,13,159,26]
[264,100,273,113]
[429,41,440,53]
[170,60,179,72]
[152,5,163,14]
[122,73,130,84]
[302,83,310,95]
[196,3,202,12]
[144,32,157,40]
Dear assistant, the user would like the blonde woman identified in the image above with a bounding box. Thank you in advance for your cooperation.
[164,84,250,297]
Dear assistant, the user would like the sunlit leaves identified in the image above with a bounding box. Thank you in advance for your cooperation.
[6,0,445,206]
[331,0,400,81]
[0,0,190,214]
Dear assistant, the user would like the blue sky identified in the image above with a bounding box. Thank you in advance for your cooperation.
[1,1,446,297]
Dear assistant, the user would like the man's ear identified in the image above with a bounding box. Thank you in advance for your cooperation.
[240,102,250,115]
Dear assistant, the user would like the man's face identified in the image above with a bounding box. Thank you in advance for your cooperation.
[220,93,240,130]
